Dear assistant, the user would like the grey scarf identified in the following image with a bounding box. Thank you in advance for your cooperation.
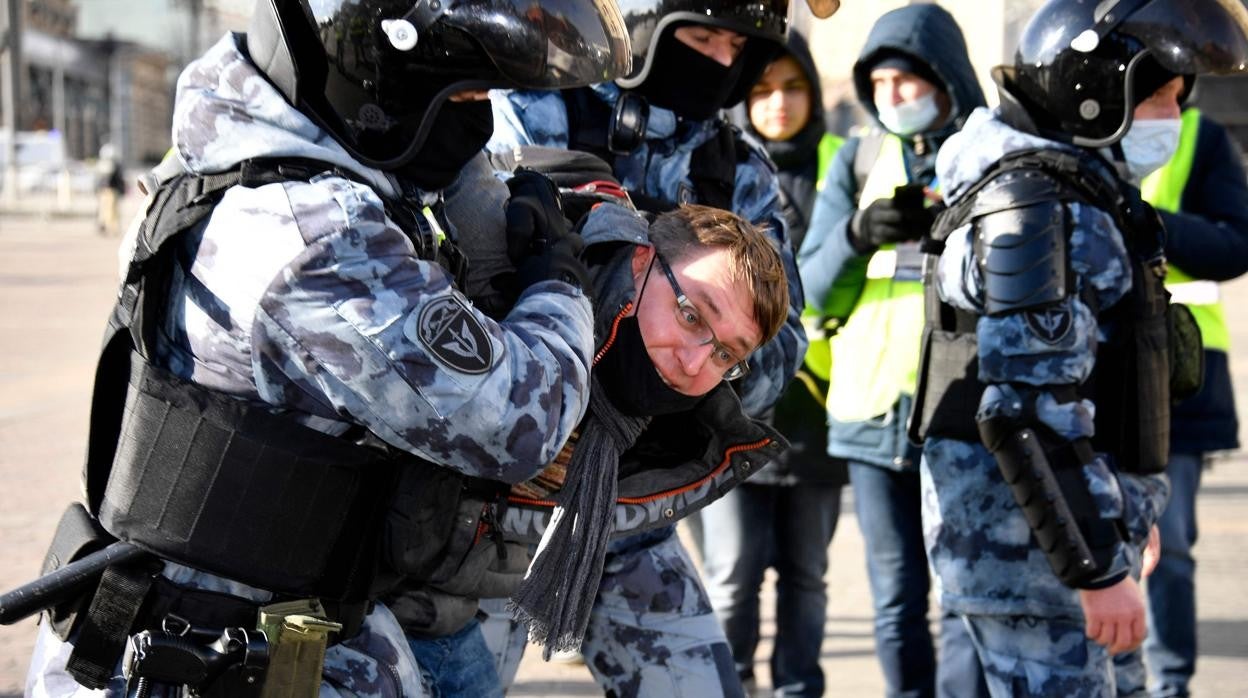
[510,374,649,658]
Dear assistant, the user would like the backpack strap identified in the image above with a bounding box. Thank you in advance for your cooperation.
[852,130,888,204]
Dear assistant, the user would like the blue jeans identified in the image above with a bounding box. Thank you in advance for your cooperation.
[852,462,986,698]
[1143,451,1203,697]
[700,481,843,697]
[406,618,503,697]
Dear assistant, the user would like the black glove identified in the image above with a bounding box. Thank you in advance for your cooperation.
[503,169,593,298]
[848,184,935,254]
[1118,183,1167,259]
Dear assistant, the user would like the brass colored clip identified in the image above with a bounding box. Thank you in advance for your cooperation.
[257,599,343,698]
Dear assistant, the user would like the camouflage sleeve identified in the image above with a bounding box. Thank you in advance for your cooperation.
[253,179,593,484]
[732,152,807,417]
[487,89,571,152]
[973,203,1139,582]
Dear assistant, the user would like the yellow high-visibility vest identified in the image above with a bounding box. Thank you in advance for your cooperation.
[824,134,925,422]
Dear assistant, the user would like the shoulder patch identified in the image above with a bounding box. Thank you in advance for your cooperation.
[412,296,493,374]
[1024,306,1073,345]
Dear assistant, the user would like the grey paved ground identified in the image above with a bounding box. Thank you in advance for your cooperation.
[1,209,1245,696]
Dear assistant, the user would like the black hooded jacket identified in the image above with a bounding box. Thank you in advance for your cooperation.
[734,32,828,247]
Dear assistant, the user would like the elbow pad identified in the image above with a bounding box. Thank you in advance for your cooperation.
[977,410,1124,588]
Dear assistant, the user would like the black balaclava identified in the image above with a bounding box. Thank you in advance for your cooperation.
[633,28,746,122]
[394,100,494,191]
[596,315,706,416]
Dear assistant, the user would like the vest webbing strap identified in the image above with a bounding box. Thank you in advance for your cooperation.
[65,562,156,689]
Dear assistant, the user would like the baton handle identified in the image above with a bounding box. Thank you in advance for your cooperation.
[0,541,147,625]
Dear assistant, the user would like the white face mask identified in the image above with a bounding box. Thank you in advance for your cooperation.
[876,92,941,136]
[1119,118,1182,180]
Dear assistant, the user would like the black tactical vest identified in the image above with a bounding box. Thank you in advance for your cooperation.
[908,148,1192,475]
[85,158,502,602]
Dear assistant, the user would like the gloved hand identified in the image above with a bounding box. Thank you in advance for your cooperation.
[848,185,935,254]
[503,169,593,298]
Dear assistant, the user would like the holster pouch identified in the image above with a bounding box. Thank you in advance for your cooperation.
[1167,303,1204,400]
[41,503,116,640]
[257,599,342,698]
[387,538,531,637]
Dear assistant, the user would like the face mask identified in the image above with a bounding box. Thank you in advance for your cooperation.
[596,316,705,417]
[633,30,745,122]
[1119,118,1181,181]
[394,100,494,191]
[876,91,941,136]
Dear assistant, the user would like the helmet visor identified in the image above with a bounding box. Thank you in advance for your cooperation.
[445,0,633,88]
[1118,0,1248,75]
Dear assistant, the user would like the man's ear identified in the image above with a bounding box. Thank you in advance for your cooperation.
[631,245,653,281]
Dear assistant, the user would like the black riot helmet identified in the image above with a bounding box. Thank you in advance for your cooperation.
[614,0,794,111]
[996,0,1248,147]
[246,0,631,170]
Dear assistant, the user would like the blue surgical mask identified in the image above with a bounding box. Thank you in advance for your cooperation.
[1119,118,1182,181]
[876,92,941,136]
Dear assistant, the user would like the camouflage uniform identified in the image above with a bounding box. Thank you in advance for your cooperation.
[26,33,594,698]
[921,108,1169,697]
[480,83,805,696]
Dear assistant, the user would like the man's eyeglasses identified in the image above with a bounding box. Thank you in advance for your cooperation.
[654,253,751,381]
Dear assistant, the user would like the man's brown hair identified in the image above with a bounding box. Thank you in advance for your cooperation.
[647,204,789,346]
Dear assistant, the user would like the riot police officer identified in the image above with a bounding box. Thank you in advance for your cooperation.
[24,0,630,695]
[910,0,1248,694]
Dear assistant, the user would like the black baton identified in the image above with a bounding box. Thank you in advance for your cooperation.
[0,541,148,625]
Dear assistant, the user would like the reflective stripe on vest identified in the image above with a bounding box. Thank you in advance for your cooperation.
[826,133,925,422]
[804,132,848,383]
[1140,108,1231,351]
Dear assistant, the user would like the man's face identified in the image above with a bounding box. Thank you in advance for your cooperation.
[630,245,763,397]
[748,56,813,142]
[673,25,748,67]
[871,67,938,109]
[1134,76,1184,121]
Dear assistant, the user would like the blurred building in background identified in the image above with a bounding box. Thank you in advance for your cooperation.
[1,0,172,174]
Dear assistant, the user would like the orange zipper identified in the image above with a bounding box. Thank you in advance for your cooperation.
[593,302,634,366]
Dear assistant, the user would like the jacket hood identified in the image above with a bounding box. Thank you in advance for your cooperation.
[852,4,985,134]
[733,32,827,158]
[173,33,400,199]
